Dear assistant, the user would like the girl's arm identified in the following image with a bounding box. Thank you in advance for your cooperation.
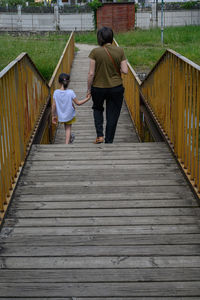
[52,99,57,124]
[73,94,91,106]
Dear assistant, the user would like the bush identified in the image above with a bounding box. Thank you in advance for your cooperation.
[88,0,102,29]
[181,1,199,9]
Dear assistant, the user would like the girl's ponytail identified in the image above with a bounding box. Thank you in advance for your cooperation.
[58,73,70,89]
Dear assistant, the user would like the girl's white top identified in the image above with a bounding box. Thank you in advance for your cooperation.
[53,89,76,122]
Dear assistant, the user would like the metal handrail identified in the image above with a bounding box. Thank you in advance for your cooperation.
[113,39,142,140]
[141,49,200,194]
[0,31,75,225]
[0,52,49,223]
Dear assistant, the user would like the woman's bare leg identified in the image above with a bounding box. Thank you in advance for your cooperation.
[64,124,71,144]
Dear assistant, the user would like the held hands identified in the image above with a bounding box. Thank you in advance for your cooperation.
[86,91,91,100]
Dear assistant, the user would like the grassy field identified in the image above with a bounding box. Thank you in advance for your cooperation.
[0,33,69,81]
[76,26,200,73]
[0,26,199,78]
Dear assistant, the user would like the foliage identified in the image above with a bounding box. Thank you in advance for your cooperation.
[88,0,102,29]
[180,1,199,9]
[0,33,69,81]
[0,0,25,6]
[135,3,138,12]
[152,1,200,10]
[0,0,50,7]
[28,1,45,7]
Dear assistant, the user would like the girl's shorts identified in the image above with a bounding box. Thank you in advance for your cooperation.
[60,117,76,125]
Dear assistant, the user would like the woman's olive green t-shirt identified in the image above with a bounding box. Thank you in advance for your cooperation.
[88,45,126,88]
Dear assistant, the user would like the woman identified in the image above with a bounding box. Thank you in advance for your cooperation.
[87,26,128,144]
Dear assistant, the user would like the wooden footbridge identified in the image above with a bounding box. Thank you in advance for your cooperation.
[0,33,200,298]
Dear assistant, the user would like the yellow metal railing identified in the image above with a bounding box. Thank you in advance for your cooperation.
[141,49,200,194]
[114,39,142,140]
[122,63,142,140]
[0,53,49,222]
[49,31,75,140]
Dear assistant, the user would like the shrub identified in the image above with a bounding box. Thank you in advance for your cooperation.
[88,0,102,29]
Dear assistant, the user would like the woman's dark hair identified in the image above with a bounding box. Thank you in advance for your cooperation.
[58,73,70,89]
[97,27,114,46]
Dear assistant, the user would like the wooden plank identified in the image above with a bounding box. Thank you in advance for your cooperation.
[13,192,188,201]
[1,298,200,300]
[1,256,200,269]
[30,147,170,153]
[1,234,200,246]
[28,154,173,161]
[16,185,192,197]
[14,185,194,196]
[12,198,198,210]
[12,199,198,209]
[24,159,176,165]
[4,216,198,227]
[21,173,184,182]
[32,142,166,148]
[4,225,200,235]
[1,298,199,300]
[1,245,200,257]
[1,268,200,283]
[9,206,199,216]
[25,163,179,171]
[19,180,187,188]
[23,169,181,177]
[0,281,200,298]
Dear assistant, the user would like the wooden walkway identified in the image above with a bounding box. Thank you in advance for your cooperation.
[0,44,200,299]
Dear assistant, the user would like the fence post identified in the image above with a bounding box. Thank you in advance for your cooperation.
[151,2,157,27]
[17,5,22,31]
[54,5,60,30]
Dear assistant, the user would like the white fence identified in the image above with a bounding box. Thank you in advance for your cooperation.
[0,6,199,31]
[136,9,200,28]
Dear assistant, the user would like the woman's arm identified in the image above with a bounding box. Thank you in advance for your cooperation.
[121,60,128,74]
[87,58,95,94]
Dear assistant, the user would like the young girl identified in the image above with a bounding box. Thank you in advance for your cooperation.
[52,73,90,144]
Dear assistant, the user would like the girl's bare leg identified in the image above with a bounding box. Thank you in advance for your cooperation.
[64,124,71,144]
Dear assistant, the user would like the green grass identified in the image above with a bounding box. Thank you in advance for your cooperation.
[1,26,200,79]
[75,26,200,73]
[0,33,69,81]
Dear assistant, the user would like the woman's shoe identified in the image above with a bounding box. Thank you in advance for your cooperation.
[93,136,104,144]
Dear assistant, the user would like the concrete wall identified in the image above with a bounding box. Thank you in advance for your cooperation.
[0,7,199,31]
[0,6,94,31]
[136,9,200,29]
[60,13,93,31]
